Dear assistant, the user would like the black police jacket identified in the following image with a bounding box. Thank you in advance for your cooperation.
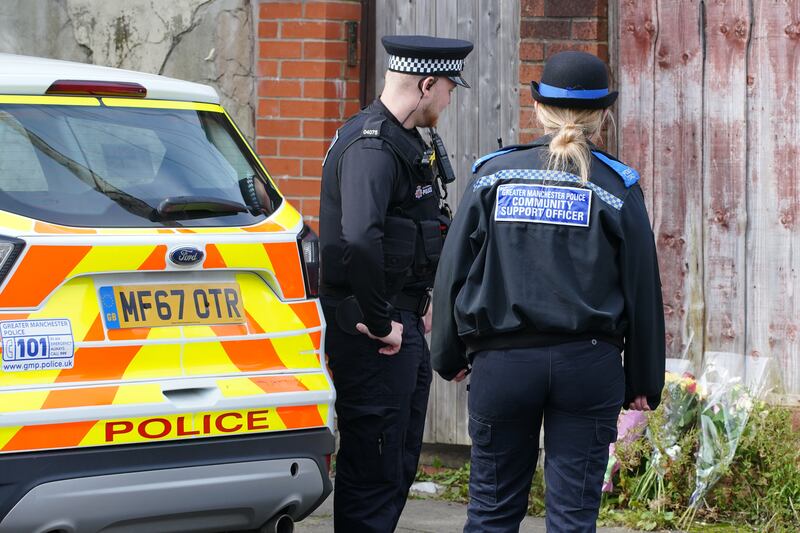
[431,137,666,409]
[319,99,446,337]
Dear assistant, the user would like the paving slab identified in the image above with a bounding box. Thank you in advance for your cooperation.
[296,492,641,532]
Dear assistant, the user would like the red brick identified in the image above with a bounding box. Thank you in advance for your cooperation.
[259,79,302,98]
[304,2,361,20]
[280,139,330,158]
[301,198,321,217]
[303,120,340,139]
[519,107,538,129]
[342,100,360,117]
[519,63,544,83]
[545,0,607,17]
[257,118,301,138]
[521,19,571,39]
[572,19,608,40]
[519,86,536,107]
[281,60,342,79]
[259,2,303,19]
[302,158,325,178]
[276,178,322,197]
[344,64,360,80]
[258,98,281,117]
[304,80,344,99]
[257,60,279,77]
[279,99,339,118]
[521,0,545,17]
[256,138,279,155]
[264,157,301,176]
[519,131,546,144]
[520,41,545,61]
[546,41,608,61]
[259,21,279,39]
[281,21,343,40]
[304,40,348,60]
[260,40,302,59]
[346,81,360,99]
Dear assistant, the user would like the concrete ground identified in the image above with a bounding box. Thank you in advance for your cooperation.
[296,492,641,533]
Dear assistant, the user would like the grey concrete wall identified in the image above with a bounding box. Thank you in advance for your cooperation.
[0,0,255,141]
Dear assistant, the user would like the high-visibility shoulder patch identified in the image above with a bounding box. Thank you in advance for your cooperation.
[472,148,516,174]
[592,151,640,188]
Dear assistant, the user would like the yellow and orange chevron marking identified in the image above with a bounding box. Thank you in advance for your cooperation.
[0,373,330,453]
[0,403,328,453]
[0,240,306,309]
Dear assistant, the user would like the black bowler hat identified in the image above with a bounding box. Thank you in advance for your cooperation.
[530,51,618,109]
[382,35,474,88]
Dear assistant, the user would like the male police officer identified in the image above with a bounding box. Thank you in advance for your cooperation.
[319,35,473,532]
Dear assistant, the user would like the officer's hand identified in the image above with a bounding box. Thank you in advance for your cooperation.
[423,305,433,334]
[452,368,469,383]
[356,320,403,355]
[628,395,651,411]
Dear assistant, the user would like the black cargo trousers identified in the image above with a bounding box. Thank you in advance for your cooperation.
[322,301,432,533]
[464,340,624,533]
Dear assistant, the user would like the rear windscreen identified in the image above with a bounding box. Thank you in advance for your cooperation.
[0,103,282,227]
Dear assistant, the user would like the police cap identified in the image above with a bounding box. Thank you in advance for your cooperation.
[530,51,618,109]
[382,35,474,88]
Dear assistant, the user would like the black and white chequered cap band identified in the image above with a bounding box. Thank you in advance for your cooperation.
[387,54,464,75]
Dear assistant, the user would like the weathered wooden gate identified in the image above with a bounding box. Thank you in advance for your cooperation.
[615,0,799,395]
[374,0,520,444]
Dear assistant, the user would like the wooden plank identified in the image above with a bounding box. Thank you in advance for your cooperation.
[430,0,480,446]
[478,0,501,159]
[702,1,750,358]
[617,0,658,214]
[498,0,519,148]
[746,0,800,394]
[394,0,415,33]
[373,0,396,94]
[650,0,705,363]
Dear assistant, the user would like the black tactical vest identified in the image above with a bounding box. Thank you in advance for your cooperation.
[320,105,450,297]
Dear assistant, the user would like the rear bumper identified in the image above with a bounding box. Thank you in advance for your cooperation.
[0,428,334,533]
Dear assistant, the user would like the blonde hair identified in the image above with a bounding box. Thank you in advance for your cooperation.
[535,103,609,183]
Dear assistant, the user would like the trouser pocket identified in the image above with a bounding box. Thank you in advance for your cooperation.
[467,414,497,505]
[581,418,618,509]
[337,403,402,484]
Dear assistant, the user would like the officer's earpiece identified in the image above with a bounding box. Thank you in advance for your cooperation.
[418,77,437,95]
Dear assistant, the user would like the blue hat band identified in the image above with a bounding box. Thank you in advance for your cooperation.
[538,82,609,99]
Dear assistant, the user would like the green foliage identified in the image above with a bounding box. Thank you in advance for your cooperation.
[607,402,800,532]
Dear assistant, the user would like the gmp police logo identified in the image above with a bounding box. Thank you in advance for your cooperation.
[495,183,592,227]
[415,184,434,200]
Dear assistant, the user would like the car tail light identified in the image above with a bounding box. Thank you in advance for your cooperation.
[297,224,320,298]
[46,80,147,98]
[0,237,25,286]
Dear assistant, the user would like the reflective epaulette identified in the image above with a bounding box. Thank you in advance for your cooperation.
[472,144,535,174]
[591,150,640,188]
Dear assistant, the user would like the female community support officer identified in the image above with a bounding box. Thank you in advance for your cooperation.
[431,51,666,533]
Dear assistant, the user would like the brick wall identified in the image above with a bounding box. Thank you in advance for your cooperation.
[257,1,362,232]
[518,0,609,143]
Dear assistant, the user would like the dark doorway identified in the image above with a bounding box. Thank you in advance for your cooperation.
[359,0,376,107]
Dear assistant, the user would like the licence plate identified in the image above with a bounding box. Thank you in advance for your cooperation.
[99,283,244,329]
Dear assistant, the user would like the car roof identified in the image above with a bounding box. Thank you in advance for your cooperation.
[0,53,219,104]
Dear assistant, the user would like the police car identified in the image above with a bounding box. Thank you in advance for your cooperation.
[0,53,334,532]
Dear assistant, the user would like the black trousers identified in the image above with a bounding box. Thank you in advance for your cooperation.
[464,341,624,533]
[322,303,431,533]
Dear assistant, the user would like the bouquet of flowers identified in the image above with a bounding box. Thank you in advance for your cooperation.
[632,371,701,509]
[602,409,648,493]
[678,353,772,528]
